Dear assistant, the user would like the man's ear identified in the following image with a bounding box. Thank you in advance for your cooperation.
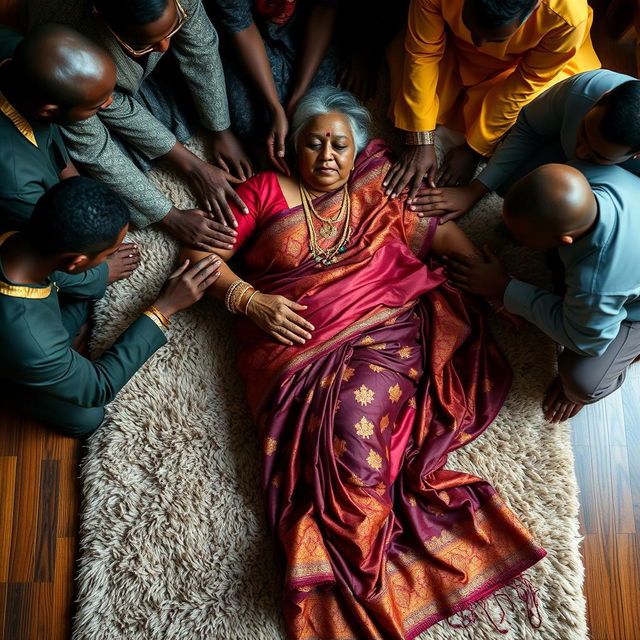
[37,104,60,121]
[558,234,574,246]
[64,254,91,273]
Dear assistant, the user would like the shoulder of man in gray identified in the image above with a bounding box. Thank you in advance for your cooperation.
[26,0,233,227]
[27,0,230,127]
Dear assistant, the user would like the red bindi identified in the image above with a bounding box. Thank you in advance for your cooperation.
[325,130,331,137]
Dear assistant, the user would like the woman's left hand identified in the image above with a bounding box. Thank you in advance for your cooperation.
[246,292,315,346]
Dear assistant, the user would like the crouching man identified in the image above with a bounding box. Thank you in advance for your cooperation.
[0,176,220,436]
[446,162,640,422]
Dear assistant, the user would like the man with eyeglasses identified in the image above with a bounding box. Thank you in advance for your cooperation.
[384,0,600,200]
[28,0,253,253]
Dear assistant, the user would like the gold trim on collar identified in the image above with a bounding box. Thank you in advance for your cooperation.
[0,82,38,148]
[0,230,17,246]
[0,231,52,298]
[0,281,52,299]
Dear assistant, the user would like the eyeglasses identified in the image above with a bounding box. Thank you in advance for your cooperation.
[92,0,188,57]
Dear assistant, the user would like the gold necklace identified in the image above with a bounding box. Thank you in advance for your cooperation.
[300,182,351,265]
[300,184,346,238]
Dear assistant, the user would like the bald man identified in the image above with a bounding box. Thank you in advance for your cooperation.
[0,24,115,229]
[447,162,640,422]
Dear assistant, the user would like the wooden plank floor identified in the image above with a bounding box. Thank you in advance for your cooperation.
[0,4,638,639]
[576,12,640,639]
[0,409,80,640]
[571,365,640,640]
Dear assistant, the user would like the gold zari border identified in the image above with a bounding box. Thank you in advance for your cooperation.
[0,84,38,147]
[0,281,52,299]
[0,231,52,298]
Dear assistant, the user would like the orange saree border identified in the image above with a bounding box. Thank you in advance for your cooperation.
[287,494,545,640]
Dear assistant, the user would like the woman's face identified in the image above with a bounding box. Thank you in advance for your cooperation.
[297,113,356,193]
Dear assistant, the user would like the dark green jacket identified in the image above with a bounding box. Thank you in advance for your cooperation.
[0,233,167,410]
[0,26,70,231]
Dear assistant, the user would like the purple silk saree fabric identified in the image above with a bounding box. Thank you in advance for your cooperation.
[229,141,546,638]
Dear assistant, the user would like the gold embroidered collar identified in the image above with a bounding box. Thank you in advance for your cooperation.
[0,59,38,148]
[0,231,52,299]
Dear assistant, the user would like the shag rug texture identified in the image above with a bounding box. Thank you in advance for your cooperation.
[73,134,587,640]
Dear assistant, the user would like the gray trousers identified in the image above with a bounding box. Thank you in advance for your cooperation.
[559,319,640,404]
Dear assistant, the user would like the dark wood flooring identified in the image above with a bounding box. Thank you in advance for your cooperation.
[0,410,79,640]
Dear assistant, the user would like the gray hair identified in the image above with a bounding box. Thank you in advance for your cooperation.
[290,86,371,154]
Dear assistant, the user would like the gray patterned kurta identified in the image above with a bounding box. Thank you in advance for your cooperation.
[27,0,231,227]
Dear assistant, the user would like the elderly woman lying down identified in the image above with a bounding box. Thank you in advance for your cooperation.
[182,87,545,639]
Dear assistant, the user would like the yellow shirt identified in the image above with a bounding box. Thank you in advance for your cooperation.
[393,0,600,155]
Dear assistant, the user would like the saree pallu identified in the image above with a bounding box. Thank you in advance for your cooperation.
[234,141,546,639]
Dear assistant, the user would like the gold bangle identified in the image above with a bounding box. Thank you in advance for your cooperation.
[144,310,168,331]
[230,282,252,314]
[405,130,435,145]
[243,289,259,314]
[225,279,245,312]
[235,285,255,314]
[148,304,170,328]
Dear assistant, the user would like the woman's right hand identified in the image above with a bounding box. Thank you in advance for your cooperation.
[246,292,314,346]
[153,256,221,318]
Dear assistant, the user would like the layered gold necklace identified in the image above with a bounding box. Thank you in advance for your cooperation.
[300,182,351,266]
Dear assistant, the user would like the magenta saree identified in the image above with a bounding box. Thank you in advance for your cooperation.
[231,141,545,639]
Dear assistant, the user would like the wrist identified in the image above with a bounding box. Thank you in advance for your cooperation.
[158,206,179,231]
[236,285,255,312]
[225,279,254,314]
[166,144,202,175]
[267,100,285,115]
[241,289,260,316]
[405,130,435,146]
[468,179,489,201]
[149,300,174,321]
[209,127,230,139]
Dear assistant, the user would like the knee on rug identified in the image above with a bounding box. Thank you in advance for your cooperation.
[558,365,622,405]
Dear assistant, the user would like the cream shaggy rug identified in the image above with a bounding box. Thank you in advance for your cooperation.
[73,136,588,640]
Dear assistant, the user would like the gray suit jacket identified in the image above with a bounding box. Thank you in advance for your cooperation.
[28,0,231,226]
[478,69,640,193]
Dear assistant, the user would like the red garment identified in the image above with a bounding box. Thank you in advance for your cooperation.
[255,0,297,25]
[229,141,545,638]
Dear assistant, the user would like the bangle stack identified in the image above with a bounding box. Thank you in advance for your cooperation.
[225,279,255,314]
[405,130,435,146]
[144,305,171,330]
[244,290,259,314]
